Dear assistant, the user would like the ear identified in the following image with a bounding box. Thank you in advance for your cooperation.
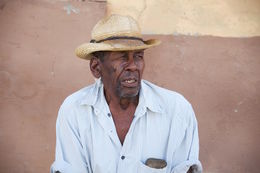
[90,56,101,78]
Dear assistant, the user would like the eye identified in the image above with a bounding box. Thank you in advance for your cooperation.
[134,53,143,60]
[120,54,128,60]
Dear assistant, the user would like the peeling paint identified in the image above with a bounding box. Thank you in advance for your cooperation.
[63,4,80,14]
[107,0,260,37]
[237,100,245,105]
[88,0,106,3]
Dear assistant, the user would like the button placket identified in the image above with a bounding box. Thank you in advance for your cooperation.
[95,109,120,149]
[118,113,140,165]
[105,112,122,149]
[94,108,100,115]
[120,107,146,162]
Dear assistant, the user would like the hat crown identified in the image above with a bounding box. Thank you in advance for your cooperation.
[91,14,142,41]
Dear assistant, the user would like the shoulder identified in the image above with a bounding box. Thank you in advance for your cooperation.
[57,82,97,121]
[142,80,194,120]
[61,83,95,109]
[142,80,191,106]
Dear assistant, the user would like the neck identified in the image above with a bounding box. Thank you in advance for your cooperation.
[104,89,139,110]
[119,96,138,110]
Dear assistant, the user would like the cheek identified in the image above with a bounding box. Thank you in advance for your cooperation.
[112,69,116,73]
[107,65,122,82]
[113,63,125,74]
[109,66,117,73]
[104,63,116,73]
[138,61,145,72]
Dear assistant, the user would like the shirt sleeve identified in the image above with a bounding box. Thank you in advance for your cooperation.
[50,102,90,173]
[171,104,203,173]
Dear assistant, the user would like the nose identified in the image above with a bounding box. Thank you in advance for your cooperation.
[125,54,137,71]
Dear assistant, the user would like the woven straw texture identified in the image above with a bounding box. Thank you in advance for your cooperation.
[75,14,161,60]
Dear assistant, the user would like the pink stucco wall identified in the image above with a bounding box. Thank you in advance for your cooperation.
[0,1,259,172]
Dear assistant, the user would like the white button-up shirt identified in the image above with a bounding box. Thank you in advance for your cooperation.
[51,79,202,173]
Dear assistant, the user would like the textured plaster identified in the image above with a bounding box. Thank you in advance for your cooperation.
[0,1,260,173]
[107,0,260,37]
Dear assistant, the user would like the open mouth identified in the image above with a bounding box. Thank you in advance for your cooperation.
[124,79,136,84]
[121,78,138,87]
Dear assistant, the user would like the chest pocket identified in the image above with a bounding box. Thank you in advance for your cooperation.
[138,161,167,173]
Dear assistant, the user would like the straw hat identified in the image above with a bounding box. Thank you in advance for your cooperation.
[75,14,161,60]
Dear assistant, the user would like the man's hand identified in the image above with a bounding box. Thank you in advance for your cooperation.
[187,167,193,173]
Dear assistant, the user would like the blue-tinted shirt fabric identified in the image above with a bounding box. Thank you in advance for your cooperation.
[51,79,202,173]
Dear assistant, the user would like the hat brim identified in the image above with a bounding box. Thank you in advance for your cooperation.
[75,39,161,60]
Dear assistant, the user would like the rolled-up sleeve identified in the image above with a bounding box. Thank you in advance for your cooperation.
[171,160,202,173]
[171,104,203,173]
[50,101,89,173]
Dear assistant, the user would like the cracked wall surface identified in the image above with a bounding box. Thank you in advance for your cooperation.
[0,0,260,173]
[107,0,260,37]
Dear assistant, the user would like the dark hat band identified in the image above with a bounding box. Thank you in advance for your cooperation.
[90,36,144,43]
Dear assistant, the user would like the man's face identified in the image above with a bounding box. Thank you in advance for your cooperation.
[100,50,145,99]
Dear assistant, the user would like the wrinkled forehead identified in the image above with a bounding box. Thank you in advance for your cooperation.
[106,50,145,62]
[92,50,145,61]
[110,50,144,55]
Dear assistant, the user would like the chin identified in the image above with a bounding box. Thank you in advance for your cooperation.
[118,88,140,98]
[121,92,139,98]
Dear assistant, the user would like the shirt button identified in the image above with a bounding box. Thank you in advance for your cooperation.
[121,155,125,160]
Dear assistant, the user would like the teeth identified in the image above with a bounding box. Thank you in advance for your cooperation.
[125,79,135,83]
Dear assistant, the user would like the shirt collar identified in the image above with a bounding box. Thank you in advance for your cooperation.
[79,79,163,114]
[79,78,102,106]
[140,80,163,114]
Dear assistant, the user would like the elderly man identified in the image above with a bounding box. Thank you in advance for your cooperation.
[51,14,202,173]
